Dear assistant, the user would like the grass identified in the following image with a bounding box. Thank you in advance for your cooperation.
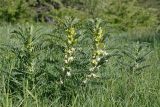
[0,21,160,107]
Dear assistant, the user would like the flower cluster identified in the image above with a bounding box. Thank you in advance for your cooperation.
[93,27,103,45]
[83,73,100,84]
[91,49,108,67]
[91,26,108,71]
[64,47,75,64]
[84,23,108,84]
[62,27,77,79]
[66,27,77,46]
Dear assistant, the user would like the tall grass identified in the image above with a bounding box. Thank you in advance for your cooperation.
[0,19,160,107]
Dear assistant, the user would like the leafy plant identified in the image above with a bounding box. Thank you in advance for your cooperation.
[81,19,109,84]
[119,41,152,74]
[0,25,48,106]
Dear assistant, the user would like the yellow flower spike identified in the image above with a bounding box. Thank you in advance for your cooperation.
[87,20,107,82]
[62,22,78,82]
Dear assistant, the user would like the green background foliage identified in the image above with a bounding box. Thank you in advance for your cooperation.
[0,0,159,31]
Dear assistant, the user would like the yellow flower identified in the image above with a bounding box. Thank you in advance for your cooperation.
[89,67,95,72]
[71,47,75,52]
[87,73,100,78]
[92,55,96,59]
[83,79,88,84]
[68,56,74,62]
[60,80,63,84]
[92,59,98,65]
[68,40,72,44]
[96,50,102,55]
[67,72,71,76]
[98,27,103,36]
[62,67,65,71]
[72,28,76,35]
[65,55,68,58]
[68,49,73,54]
[103,51,108,56]
[96,57,101,62]
[64,60,68,64]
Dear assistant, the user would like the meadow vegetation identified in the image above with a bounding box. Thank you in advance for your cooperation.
[0,0,160,107]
